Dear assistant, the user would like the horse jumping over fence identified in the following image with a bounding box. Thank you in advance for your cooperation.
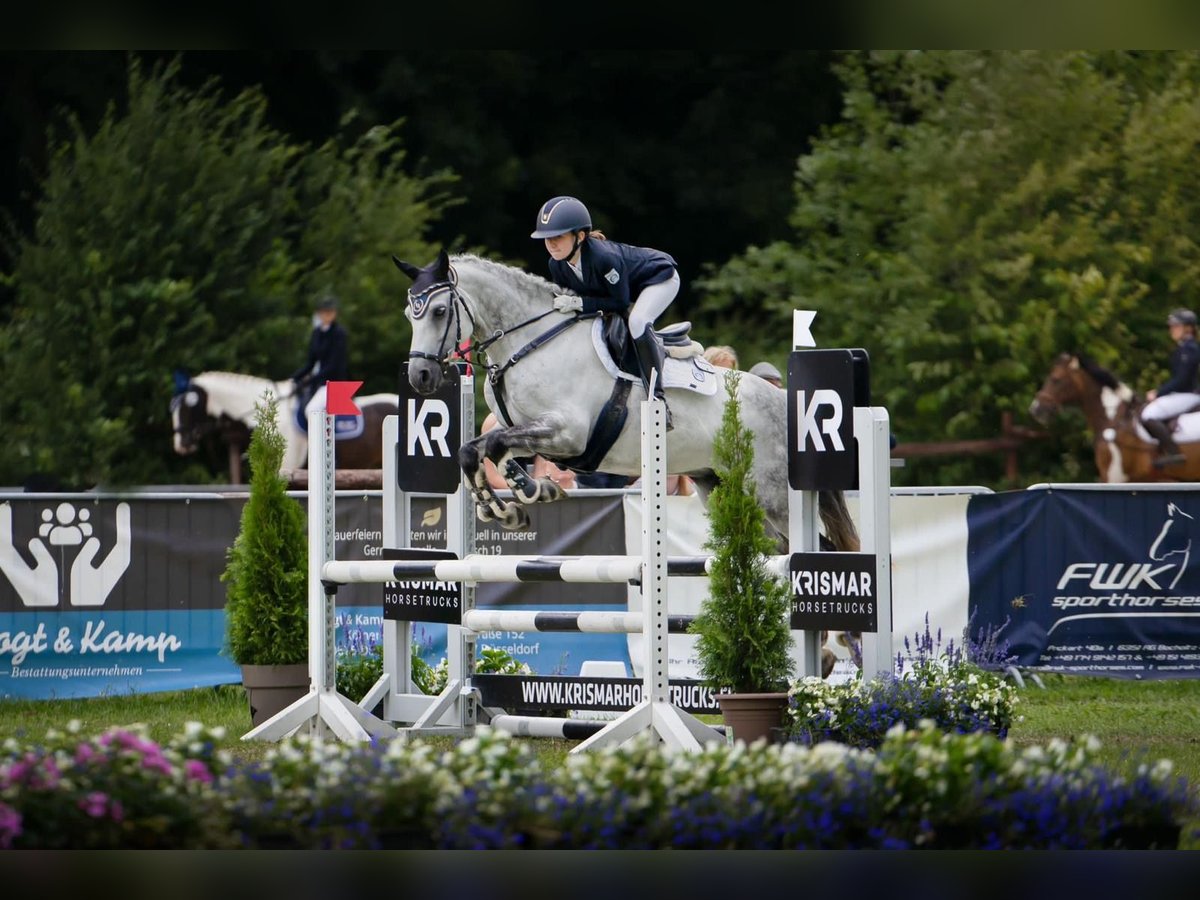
[1029,352,1200,483]
[171,371,398,483]
[393,250,860,556]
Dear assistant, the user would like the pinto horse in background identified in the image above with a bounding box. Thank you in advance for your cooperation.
[1029,352,1200,483]
[171,370,398,483]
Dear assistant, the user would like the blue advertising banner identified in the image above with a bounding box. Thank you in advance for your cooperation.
[0,492,388,699]
[967,488,1200,678]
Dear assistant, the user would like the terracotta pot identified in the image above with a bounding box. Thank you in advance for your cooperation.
[715,692,790,745]
[241,663,310,727]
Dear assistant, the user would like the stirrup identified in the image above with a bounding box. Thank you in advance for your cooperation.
[1154,452,1186,469]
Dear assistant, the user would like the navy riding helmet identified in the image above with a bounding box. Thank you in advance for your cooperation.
[531,196,592,239]
[1168,308,1198,327]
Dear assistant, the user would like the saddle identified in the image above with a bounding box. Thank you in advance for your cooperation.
[294,393,366,440]
[601,314,702,381]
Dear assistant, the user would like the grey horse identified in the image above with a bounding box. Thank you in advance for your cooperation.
[393,250,859,555]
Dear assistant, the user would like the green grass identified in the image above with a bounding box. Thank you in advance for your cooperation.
[1008,674,1200,780]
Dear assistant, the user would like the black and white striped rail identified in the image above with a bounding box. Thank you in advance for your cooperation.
[461,609,696,634]
[489,715,726,741]
[321,554,789,586]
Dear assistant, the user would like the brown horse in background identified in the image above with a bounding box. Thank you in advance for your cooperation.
[1029,352,1200,482]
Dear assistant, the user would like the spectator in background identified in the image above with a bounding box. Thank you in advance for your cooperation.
[703,345,738,370]
[748,360,783,388]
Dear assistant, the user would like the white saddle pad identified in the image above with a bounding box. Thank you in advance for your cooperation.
[589,319,720,396]
[1134,411,1200,444]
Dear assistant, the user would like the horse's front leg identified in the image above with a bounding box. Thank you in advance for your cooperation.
[457,435,527,529]
[484,414,583,508]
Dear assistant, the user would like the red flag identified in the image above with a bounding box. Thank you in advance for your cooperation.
[326,380,363,416]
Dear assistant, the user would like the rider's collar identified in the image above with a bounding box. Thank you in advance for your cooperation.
[407,264,459,320]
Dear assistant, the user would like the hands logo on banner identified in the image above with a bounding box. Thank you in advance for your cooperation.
[0,502,132,607]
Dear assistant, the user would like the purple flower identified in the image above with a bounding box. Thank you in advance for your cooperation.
[0,803,21,848]
[185,760,214,784]
[80,792,110,818]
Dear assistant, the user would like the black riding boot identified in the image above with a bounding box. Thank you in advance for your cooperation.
[1143,418,1186,468]
[633,330,673,431]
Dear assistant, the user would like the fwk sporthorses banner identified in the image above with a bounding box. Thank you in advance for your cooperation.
[968,488,1200,679]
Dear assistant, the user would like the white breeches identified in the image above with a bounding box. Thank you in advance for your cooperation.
[628,270,680,338]
[1142,392,1200,421]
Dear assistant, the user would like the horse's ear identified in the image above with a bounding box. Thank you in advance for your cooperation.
[392,255,422,281]
[172,369,191,394]
[435,248,450,277]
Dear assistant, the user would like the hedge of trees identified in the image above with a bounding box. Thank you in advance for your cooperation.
[6,52,1200,488]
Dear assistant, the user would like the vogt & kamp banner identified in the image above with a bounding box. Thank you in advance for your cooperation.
[1,492,386,699]
[967,487,1200,679]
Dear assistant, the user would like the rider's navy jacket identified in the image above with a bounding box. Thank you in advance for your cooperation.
[547,239,677,315]
[1159,336,1200,395]
[292,321,349,386]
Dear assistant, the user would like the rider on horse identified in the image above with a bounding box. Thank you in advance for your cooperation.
[1140,307,1200,468]
[532,196,680,430]
[291,292,350,424]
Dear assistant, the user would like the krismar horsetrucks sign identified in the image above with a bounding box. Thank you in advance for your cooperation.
[787,345,878,632]
[789,551,878,632]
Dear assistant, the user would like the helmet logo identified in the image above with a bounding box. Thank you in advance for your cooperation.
[541,197,569,225]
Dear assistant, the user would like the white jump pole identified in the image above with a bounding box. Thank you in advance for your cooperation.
[855,405,893,679]
[241,407,396,742]
[790,310,824,678]
[571,375,723,753]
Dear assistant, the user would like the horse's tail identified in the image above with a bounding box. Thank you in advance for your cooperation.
[819,489,861,552]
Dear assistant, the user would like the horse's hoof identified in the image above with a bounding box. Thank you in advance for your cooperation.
[499,505,530,530]
[540,479,566,502]
[821,648,837,679]
[512,482,540,504]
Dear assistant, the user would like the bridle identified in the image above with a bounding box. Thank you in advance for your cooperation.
[170,390,216,449]
[406,265,579,385]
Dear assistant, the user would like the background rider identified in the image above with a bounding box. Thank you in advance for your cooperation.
[1140,308,1200,468]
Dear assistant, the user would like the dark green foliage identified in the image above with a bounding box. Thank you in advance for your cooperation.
[221,395,307,666]
[700,51,1200,488]
[0,55,451,487]
[690,372,794,693]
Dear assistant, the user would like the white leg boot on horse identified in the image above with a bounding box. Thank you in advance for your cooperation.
[633,331,673,431]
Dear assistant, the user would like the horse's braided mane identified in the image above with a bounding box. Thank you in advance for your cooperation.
[1074,353,1122,390]
[451,253,560,294]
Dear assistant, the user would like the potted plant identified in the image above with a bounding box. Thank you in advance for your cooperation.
[689,371,795,743]
[221,393,310,727]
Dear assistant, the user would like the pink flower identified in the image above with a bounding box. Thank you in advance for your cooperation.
[1,759,31,788]
[184,760,213,785]
[0,802,21,849]
[140,752,174,776]
[75,743,97,764]
[109,800,124,823]
[79,792,109,818]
